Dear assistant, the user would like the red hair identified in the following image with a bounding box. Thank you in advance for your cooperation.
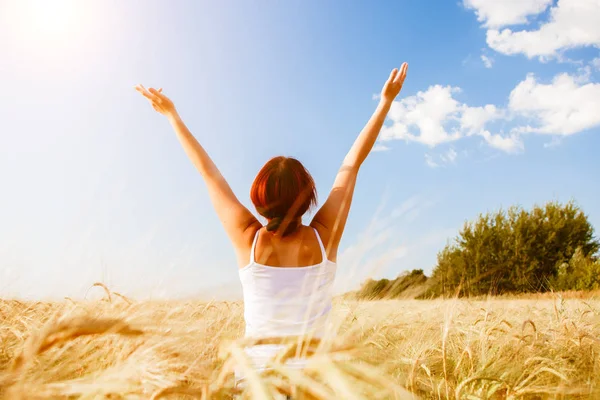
[250,156,317,236]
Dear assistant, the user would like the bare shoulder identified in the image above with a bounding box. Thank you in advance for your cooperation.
[310,221,337,262]
[234,221,263,268]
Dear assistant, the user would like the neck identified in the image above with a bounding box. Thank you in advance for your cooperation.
[266,216,302,236]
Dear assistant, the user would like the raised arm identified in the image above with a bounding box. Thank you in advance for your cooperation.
[135,85,260,262]
[311,63,408,261]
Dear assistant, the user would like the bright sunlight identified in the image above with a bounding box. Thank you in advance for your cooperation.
[3,0,88,43]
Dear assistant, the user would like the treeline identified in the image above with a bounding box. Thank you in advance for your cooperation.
[353,201,600,300]
[352,269,429,300]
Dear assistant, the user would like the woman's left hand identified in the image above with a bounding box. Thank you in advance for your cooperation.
[135,85,176,117]
[380,62,408,104]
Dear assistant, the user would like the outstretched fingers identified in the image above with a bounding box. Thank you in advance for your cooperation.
[387,68,399,84]
[148,87,161,97]
[134,84,150,96]
[135,84,161,104]
[393,62,408,85]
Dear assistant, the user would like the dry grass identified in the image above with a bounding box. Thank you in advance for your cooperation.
[1,290,599,399]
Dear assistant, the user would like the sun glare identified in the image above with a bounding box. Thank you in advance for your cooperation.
[30,1,77,34]
[4,0,85,40]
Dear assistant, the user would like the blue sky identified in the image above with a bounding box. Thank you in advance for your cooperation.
[1,0,599,299]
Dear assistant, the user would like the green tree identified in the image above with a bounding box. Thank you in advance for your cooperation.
[426,201,598,297]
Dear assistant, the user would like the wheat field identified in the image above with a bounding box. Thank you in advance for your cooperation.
[1,287,599,399]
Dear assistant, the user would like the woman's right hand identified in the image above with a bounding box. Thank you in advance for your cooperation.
[135,85,177,118]
[380,62,408,104]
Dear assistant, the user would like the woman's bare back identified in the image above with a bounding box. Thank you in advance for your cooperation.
[251,225,326,268]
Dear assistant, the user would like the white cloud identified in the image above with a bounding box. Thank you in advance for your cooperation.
[469,0,600,59]
[481,54,494,68]
[460,104,503,135]
[575,66,593,84]
[463,0,552,28]
[442,148,458,163]
[381,71,600,153]
[381,85,515,152]
[592,57,600,71]
[372,143,390,152]
[509,72,600,135]
[381,85,462,146]
[424,148,459,168]
[544,136,563,148]
[425,154,439,168]
[480,130,524,152]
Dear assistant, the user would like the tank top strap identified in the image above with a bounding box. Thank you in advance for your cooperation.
[312,227,327,262]
[249,229,260,264]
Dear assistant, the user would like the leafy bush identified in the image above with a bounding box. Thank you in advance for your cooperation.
[423,201,599,298]
[551,248,600,291]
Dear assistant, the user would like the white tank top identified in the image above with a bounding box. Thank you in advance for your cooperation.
[237,227,337,378]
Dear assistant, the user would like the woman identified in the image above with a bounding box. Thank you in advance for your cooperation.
[135,62,408,387]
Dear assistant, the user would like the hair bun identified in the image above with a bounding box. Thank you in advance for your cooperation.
[266,216,301,236]
[266,217,283,232]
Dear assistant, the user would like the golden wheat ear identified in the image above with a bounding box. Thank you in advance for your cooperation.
[90,282,112,303]
[5,316,143,390]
